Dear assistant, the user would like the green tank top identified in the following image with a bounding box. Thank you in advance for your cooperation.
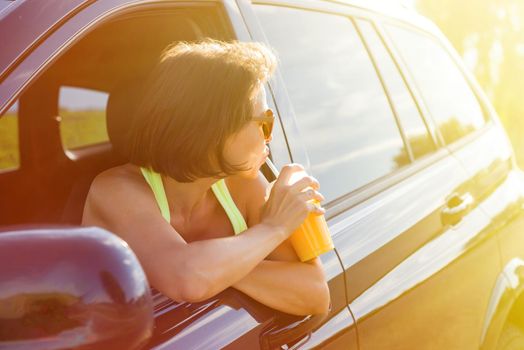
[140,167,248,235]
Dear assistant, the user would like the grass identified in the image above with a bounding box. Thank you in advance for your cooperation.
[59,109,108,150]
[0,109,108,171]
[0,113,19,170]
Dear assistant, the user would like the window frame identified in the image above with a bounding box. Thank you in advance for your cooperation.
[355,18,439,161]
[352,17,414,164]
[243,0,501,220]
[0,0,246,166]
[245,1,451,214]
[57,85,110,151]
[377,19,496,152]
[0,0,237,112]
[0,100,20,173]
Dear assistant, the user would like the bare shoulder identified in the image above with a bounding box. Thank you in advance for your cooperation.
[86,164,145,204]
[82,165,194,301]
[225,172,270,227]
[91,163,143,188]
[82,163,157,226]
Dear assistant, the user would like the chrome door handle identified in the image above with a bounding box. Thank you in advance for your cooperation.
[441,192,474,226]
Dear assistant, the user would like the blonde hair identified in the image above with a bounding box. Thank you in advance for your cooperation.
[126,38,278,182]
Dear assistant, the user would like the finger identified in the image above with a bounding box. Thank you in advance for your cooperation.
[296,189,325,203]
[276,163,305,186]
[307,201,326,215]
[265,180,277,200]
[289,176,320,193]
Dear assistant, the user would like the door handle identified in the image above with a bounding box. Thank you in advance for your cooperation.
[441,192,474,226]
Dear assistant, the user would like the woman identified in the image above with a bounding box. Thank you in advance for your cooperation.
[82,39,330,316]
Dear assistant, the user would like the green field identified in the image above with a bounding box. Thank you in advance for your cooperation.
[0,109,108,170]
[59,109,108,150]
[0,113,19,170]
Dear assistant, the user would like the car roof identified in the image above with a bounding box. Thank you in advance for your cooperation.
[0,0,441,83]
[323,0,439,33]
[0,0,89,80]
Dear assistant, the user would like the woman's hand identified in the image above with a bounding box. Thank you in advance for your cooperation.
[260,164,325,238]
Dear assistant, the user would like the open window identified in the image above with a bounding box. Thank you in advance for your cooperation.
[0,4,328,349]
[0,4,235,225]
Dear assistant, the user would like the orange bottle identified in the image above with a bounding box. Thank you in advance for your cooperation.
[266,160,334,262]
[289,199,334,262]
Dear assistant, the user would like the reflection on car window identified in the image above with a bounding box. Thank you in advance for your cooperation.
[254,6,407,202]
[0,1,15,14]
[59,87,109,150]
[0,101,20,171]
[386,24,486,145]
[357,20,436,160]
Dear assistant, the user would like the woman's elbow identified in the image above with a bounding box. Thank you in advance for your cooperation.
[308,260,331,315]
[160,268,212,303]
[179,283,210,303]
[311,281,331,315]
[180,271,215,302]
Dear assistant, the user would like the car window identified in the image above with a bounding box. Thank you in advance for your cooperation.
[58,86,109,150]
[253,5,408,202]
[0,101,20,171]
[0,0,14,14]
[357,19,436,160]
[385,24,487,145]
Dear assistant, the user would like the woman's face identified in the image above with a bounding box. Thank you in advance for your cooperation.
[223,85,271,179]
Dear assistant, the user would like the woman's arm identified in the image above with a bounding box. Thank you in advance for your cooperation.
[84,175,282,302]
[82,164,324,304]
[232,254,330,315]
[230,172,331,316]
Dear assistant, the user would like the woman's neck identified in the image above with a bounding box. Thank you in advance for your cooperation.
[161,175,219,220]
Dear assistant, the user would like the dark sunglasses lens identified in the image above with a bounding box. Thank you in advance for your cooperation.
[263,121,273,140]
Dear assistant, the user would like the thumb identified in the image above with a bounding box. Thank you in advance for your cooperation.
[265,180,276,201]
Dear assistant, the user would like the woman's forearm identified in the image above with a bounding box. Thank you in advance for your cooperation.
[181,223,288,301]
[231,259,330,316]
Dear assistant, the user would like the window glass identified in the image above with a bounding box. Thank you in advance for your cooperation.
[0,1,14,13]
[59,87,109,150]
[254,6,407,202]
[357,20,436,160]
[0,102,20,170]
[386,24,486,145]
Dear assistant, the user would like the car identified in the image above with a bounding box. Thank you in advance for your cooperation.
[1,0,524,349]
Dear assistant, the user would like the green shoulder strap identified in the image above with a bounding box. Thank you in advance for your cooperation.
[140,167,171,222]
[140,167,247,235]
[211,179,248,235]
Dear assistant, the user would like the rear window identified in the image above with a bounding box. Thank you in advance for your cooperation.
[386,24,487,145]
[254,6,408,202]
[58,86,109,150]
[0,102,19,171]
[357,19,436,160]
[0,0,15,14]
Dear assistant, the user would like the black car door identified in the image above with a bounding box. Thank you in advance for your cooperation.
[338,17,502,350]
[237,1,361,349]
[244,1,504,349]
[0,1,352,349]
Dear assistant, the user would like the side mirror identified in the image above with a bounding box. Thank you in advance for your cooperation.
[0,226,154,349]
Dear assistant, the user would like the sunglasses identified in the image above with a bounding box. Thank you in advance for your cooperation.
[252,108,275,141]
